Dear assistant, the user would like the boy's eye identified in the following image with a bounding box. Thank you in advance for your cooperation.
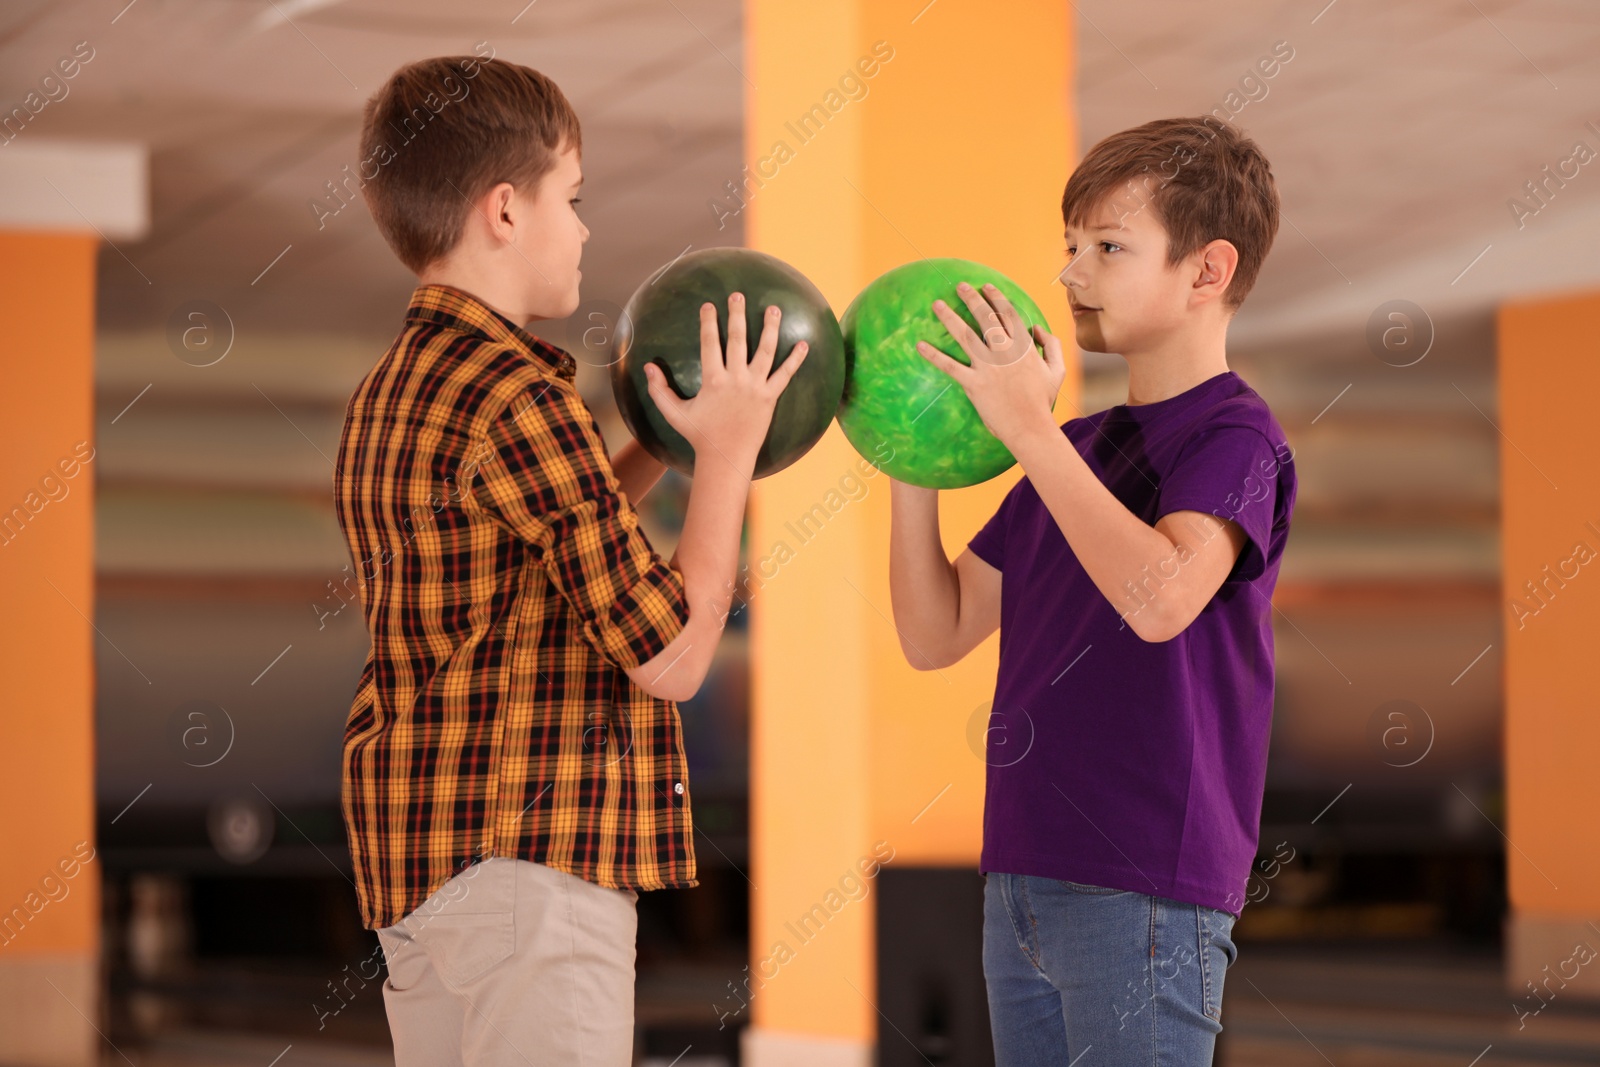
[1064,242,1118,259]
[571,198,583,206]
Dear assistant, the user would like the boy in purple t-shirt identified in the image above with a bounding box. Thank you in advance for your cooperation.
[887,116,1296,1066]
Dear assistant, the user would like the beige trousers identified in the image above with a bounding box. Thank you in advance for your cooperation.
[375,857,639,1067]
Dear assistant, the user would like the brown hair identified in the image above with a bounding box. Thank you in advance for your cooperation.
[1061,116,1279,312]
[357,54,582,274]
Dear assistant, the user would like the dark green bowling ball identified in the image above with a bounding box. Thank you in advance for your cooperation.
[610,248,846,479]
[838,258,1053,489]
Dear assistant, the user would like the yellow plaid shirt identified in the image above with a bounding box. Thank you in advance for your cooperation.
[335,283,697,930]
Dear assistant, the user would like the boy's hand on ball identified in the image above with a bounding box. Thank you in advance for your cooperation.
[642,293,809,474]
[916,281,1065,447]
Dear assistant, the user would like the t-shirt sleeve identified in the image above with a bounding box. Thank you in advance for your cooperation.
[967,490,1010,571]
[1157,424,1290,583]
[470,380,690,670]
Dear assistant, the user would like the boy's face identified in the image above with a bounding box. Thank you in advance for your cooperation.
[513,141,588,320]
[1059,188,1201,355]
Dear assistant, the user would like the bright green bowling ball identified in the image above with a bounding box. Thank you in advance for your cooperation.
[838,258,1054,489]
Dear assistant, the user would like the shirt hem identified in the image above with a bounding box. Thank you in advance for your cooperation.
[355,851,700,930]
[980,847,1241,919]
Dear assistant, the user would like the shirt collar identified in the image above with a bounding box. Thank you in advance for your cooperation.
[404,283,577,382]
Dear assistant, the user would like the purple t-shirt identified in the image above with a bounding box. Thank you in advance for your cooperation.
[966,370,1296,917]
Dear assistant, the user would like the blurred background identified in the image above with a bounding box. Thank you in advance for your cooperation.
[1,0,1598,1065]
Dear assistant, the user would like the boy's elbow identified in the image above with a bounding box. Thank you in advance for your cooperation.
[652,679,696,703]
[900,636,952,672]
[1121,603,1167,643]
[1130,604,1188,644]
[626,639,706,702]
[629,661,701,703]
[614,598,705,700]
[662,667,706,703]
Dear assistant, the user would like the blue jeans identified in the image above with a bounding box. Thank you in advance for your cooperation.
[983,871,1237,1067]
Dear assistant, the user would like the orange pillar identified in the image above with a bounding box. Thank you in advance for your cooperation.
[0,231,101,1065]
[741,3,1075,1060]
[1500,290,1600,1005]
[0,141,145,1066]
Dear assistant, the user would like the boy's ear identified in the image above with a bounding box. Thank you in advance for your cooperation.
[1194,239,1238,301]
[483,182,508,226]
[457,181,516,249]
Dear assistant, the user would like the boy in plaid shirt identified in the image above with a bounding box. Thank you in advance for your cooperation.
[335,54,806,1065]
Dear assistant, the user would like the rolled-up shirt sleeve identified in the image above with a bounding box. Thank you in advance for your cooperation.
[472,380,689,670]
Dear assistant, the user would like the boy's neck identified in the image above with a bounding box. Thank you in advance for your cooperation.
[1121,318,1232,407]
[417,261,538,328]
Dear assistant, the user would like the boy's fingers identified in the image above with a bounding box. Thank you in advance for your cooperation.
[955,283,1006,348]
[699,302,724,382]
[1038,326,1066,374]
[1047,337,1065,370]
[725,292,748,369]
[983,284,1026,339]
[644,362,680,416]
[1036,328,1066,398]
[1006,307,1034,350]
[750,304,782,375]
[1033,324,1057,357]
[916,339,970,384]
[766,341,808,392]
[931,300,984,358]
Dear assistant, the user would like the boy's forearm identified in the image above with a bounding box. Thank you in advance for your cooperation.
[613,439,669,505]
[1008,422,1178,635]
[662,457,755,694]
[888,480,959,669]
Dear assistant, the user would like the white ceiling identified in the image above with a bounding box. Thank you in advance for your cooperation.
[3,0,1593,348]
[2,0,748,337]
[1071,0,1600,350]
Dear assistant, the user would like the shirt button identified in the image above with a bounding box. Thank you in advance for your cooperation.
[674,782,684,795]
